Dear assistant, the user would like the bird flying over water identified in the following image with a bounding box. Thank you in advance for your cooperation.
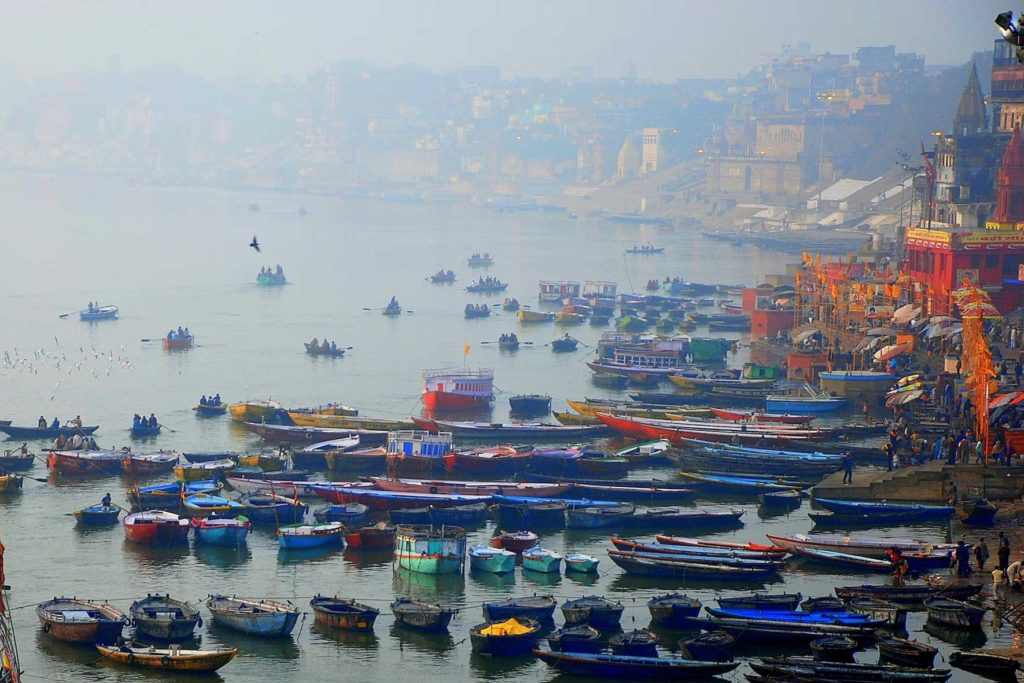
[249,236,260,252]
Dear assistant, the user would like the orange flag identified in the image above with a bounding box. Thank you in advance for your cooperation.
[463,343,471,358]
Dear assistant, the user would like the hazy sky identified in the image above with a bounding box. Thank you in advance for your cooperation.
[0,0,1012,81]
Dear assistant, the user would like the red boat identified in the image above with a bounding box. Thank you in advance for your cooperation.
[421,367,494,411]
[345,523,396,549]
[594,413,799,446]
[709,408,813,425]
[451,445,530,476]
[47,450,124,476]
[490,530,538,553]
[654,535,787,555]
[121,452,179,475]
[123,510,191,545]
[369,477,571,497]
[162,335,194,350]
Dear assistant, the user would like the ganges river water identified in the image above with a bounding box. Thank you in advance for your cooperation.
[0,173,1007,682]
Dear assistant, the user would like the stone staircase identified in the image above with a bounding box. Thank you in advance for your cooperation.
[813,460,1024,502]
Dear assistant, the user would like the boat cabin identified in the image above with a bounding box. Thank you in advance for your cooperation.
[539,281,580,302]
[387,430,454,457]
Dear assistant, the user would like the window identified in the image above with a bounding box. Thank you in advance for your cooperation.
[971,255,981,268]
[986,254,999,269]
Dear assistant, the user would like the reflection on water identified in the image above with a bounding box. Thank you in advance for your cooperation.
[206,621,303,660]
[521,568,562,588]
[608,572,783,593]
[923,620,988,649]
[392,567,466,600]
[194,543,253,570]
[469,569,516,592]
[276,544,344,565]
[562,570,599,588]
[468,650,540,680]
[388,622,456,657]
[311,620,381,653]
[121,540,192,570]
[343,548,394,570]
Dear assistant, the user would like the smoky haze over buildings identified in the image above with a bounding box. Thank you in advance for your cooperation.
[0,0,1010,81]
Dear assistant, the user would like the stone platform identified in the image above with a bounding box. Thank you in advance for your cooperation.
[812,460,1024,502]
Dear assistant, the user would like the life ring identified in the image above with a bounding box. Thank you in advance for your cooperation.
[303,485,314,495]
[429,486,438,494]
[42,623,50,633]
[161,655,171,666]
[126,653,135,664]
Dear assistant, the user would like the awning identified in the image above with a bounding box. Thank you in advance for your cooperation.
[874,342,911,362]
[929,315,956,324]
[794,329,822,344]
[988,392,1021,409]
[866,327,897,337]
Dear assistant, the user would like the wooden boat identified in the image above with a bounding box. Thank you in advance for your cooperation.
[535,648,739,678]
[173,459,234,482]
[394,525,466,574]
[680,630,735,661]
[304,342,346,357]
[550,335,580,352]
[469,544,516,574]
[193,403,227,417]
[547,625,601,653]
[835,582,983,605]
[427,502,487,526]
[553,410,602,425]
[183,451,238,463]
[610,629,658,657]
[162,335,194,350]
[130,424,162,437]
[810,635,857,662]
[710,407,813,424]
[236,453,286,472]
[325,447,387,473]
[411,417,609,441]
[767,533,954,559]
[450,445,531,476]
[429,270,456,283]
[611,538,780,561]
[383,299,402,315]
[766,385,848,412]
[508,394,551,415]
[129,479,221,510]
[565,504,636,529]
[0,475,22,493]
[470,617,540,655]
[369,476,569,498]
[594,412,800,446]
[802,596,846,612]
[482,595,557,622]
[467,253,494,267]
[464,304,492,318]
[610,546,780,571]
[36,597,127,643]
[678,471,803,494]
[656,535,786,554]
[647,593,701,627]
[183,493,245,518]
[877,636,938,668]
[123,510,190,545]
[545,481,693,503]
[949,651,1019,679]
[717,593,801,611]
[760,489,802,508]
[564,553,599,573]
[521,546,562,573]
[490,530,538,553]
[501,297,520,311]
[814,498,954,519]
[95,644,236,672]
[74,504,119,525]
[845,598,907,629]
[577,455,629,477]
[48,449,123,476]
[79,305,119,321]
[238,494,308,525]
[344,523,396,550]
[121,452,178,474]
[309,596,379,630]
[312,485,492,512]
[625,245,665,254]
[312,502,368,527]
[959,498,998,526]
[1,424,99,439]
[493,498,566,530]
[390,599,453,631]
[0,450,35,470]
[206,595,299,637]
[227,400,283,422]
[561,595,624,628]
[923,597,986,628]
[792,546,892,571]
[130,594,201,641]
[191,517,251,546]
[608,551,777,579]
[617,508,744,531]
[750,657,952,682]
[465,279,507,293]
[518,309,555,323]
[276,522,345,549]
[257,271,286,286]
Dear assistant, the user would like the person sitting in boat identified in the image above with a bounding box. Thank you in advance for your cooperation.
[132,414,141,429]
[38,416,46,429]
[756,434,767,447]
[148,413,158,428]
[275,264,283,275]
[177,326,185,337]
[19,443,27,455]
[72,415,82,429]
[70,433,83,450]
[50,417,59,430]
[200,395,208,406]
[85,437,98,450]
[213,393,221,405]
[53,434,67,450]
[183,327,190,338]
[87,302,94,312]
[168,329,175,340]
[510,333,518,343]
[101,492,112,508]
[330,341,338,352]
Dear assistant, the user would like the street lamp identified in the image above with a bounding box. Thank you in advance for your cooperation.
[816,92,835,213]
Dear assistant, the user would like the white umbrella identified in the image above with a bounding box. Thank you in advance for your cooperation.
[892,305,922,325]
[794,329,821,344]
[929,315,956,324]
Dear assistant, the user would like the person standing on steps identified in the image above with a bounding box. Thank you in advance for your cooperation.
[976,538,990,572]
[841,451,853,485]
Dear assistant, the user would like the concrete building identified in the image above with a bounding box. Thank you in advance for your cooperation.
[641,128,659,175]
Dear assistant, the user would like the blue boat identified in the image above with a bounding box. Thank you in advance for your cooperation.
[814,498,954,519]
[206,595,300,637]
[238,494,308,525]
[528,448,584,475]
[183,494,245,518]
[761,490,803,508]
[470,618,541,655]
[130,424,161,438]
[705,607,886,627]
[313,503,368,527]
[482,595,557,622]
[79,305,119,322]
[490,494,622,508]
[614,549,780,570]
[276,522,345,549]
[469,544,516,574]
[130,479,222,509]
[565,503,636,529]
[192,517,251,546]
[561,595,624,628]
[718,593,802,611]
[389,507,432,525]
[429,501,488,526]
[493,499,567,530]
[547,625,602,653]
[647,593,701,627]
[0,424,99,439]
[535,649,740,678]
[959,498,997,526]
[678,472,803,494]
[73,504,119,525]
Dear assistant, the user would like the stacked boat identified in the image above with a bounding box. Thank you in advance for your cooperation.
[810,498,955,526]
[607,535,785,580]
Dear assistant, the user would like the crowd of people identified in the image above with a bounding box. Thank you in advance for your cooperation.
[132,413,159,430]
[259,265,285,278]
[52,432,98,451]
[499,332,519,345]
[167,326,191,340]
[465,303,490,316]
[308,338,341,353]
[431,269,455,282]
[199,394,222,406]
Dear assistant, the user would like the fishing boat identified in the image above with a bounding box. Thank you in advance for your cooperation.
[617,508,745,531]
[923,597,986,629]
[647,593,701,627]
[791,546,892,571]
[123,510,191,545]
[508,394,551,416]
[610,629,658,657]
[835,582,983,604]
[813,498,955,519]
[390,599,453,631]
[718,593,802,611]
[193,402,228,417]
[421,367,493,411]
[678,471,804,494]
[564,553,599,573]
[394,525,466,574]
[710,408,813,424]
[312,502,368,526]
[47,449,123,476]
[565,503,636,529]
[845,598,907,629]
[94,644,237,673]
[183,494,245,518]
[311,485,492,512]
[206,595,300,637]
[766,532,954,559]
[749,657,952,682]
[227,400,283,422]
[130,423,162,438]
[238,494,307,525]
[191,517,251,546]
[490,530,539,553]
[173,459,234,482]
[121,452,178,474]
[36,597,127,643]
[534,649,740,679]
[610,539,781,562]
[608,551,778,579]
[518,309,556,323]
[467,253,494,267]
[450,446,532,477]
[493,498,567,530]
[0,449,35,471]
[162,334,194,350]
[469,617,541,655]
[465,278,507,293]
[561,595,624,628]
[309,596,379,630]
[482,595,557,622]
[130,594,201,641]
[949,651,1019,679]
[0,424,99,439]
[79,305,119,321]
[656,535,787,554]
[344,523,396,550]
[680,631,735,661]
[469,544,517,573]
[412,417,609,441]
[547,625,602,653]
[810,635,858,662]
[959,498,998,526]
[877,636,938,667]
[522,546,562,573]
[550,334,580,352]
[304,342,345,357]
[276,522,345,549]
[74,504,119,525]
[761,490,802,508]
[0,475,21,494]
[766,384,848,412]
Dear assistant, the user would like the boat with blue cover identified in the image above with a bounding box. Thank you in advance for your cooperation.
[469,545,517,574]
[183,494,245,518]
[206,595,299,637]
[79,305,119,321]
[191,517,251,546]
[482,595,557,622]
[276,521,345,549]
[237,494,307,524]
[677,471,804,494]
[706,607,886,627]
[493,499,567,530]
[564,552,599,573]
[647,593,701,626]
[814,498,954,519]
[312,502,368,526]
[74,504,119,525]
[129,479,222,510]
[561,595,624,628]
[534,648,740,679]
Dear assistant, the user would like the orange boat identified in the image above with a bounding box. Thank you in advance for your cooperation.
[421,367,493,411]
[123,510,190,545]
[162,335,194,350]
[48,450,123,476]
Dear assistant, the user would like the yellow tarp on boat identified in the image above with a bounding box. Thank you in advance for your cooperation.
[480,618,531,636]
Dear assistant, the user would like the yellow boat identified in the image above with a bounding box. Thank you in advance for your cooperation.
[552,411,602,426]
[518,309,555,323]
[564,399,675,420]
[227,400,283,422]
[0,474,23,493]
[554,312,586,325]
[96,644,237,672]
[173,460,234,482]
[287,412,415,431]
[667,375,698,390]
[236,453,285,472]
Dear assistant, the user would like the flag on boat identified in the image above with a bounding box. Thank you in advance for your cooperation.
[463,343,471,358]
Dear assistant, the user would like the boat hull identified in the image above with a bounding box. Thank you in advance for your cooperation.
[535,649,739,679]
[3,425,99,439]
[95,645,236,672]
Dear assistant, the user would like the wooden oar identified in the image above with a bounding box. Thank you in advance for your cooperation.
[157,423,177,433]
[58,310,80,319]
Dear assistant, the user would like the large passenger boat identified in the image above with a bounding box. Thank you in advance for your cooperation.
[421,367,494,411]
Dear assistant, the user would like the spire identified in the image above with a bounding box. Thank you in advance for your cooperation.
[995,127,1024,222]
[953,62,986,135]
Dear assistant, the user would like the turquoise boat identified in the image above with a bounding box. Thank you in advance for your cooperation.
[191,517,251,546]
[394,525,466,574]
[183,494,245,518]
[277,521,345,549]
[522,546,563,573]
[564,553,600,573]
[469,544,516,574]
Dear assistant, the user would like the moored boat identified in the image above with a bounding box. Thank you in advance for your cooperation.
[482,595,557,622]
[564,552,599,573]
[390,599,453,631]
[206,595,300,637]
[508,394,551,416]
[74,504,119,525]
[312,502,367,526]
[121,452,178,474]
[680,630,735,661]
[835,582,982,604]
[810,635,858,662]
[130,594,201,641]
[647,593,701,627]
[421,367,494,412]
[521,546,562,573]
[490,530,538,553]
[344,523,397,550]
[191,517,251,546]
[1,424,99,439]
[470,617,540,655]
[948,651,1019,679]
[959,498,998,526]
[94,644,236,672]
[717,593,802,611]
[547,625,601,653]
[469,544,517,574]
[309,596,379,630]
[394,524,466,574]
[610,629,658,657]
[561,595,624,628]
[276,522,345,549]
[238,494,308,525]
[173,459,235,482]
[924,597,986,629]
[813,497,954,519]
[534,648,739,678]
[123,510,190,545]
[749,656,952,682]
[47,449,121,476]
[183,493,245,518]
[565,503,636,529]
[877,636,938,667]
[37,597,126,643]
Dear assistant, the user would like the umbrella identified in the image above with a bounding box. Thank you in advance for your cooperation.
[930,315,956,324]
[886,390,923,406]
[892,305,922,325]
[1009,392,1024,407]
[988,392,1021,410]
[874,342,911,362]
[866,327,898,337]
[794,329,821,344]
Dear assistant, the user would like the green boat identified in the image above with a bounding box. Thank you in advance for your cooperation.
[394,525,466,574]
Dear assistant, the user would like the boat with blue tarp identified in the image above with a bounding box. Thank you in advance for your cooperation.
[74,504,120,525]
[814,498,955,519]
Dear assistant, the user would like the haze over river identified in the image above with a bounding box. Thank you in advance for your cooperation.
[0,174,1003,681]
